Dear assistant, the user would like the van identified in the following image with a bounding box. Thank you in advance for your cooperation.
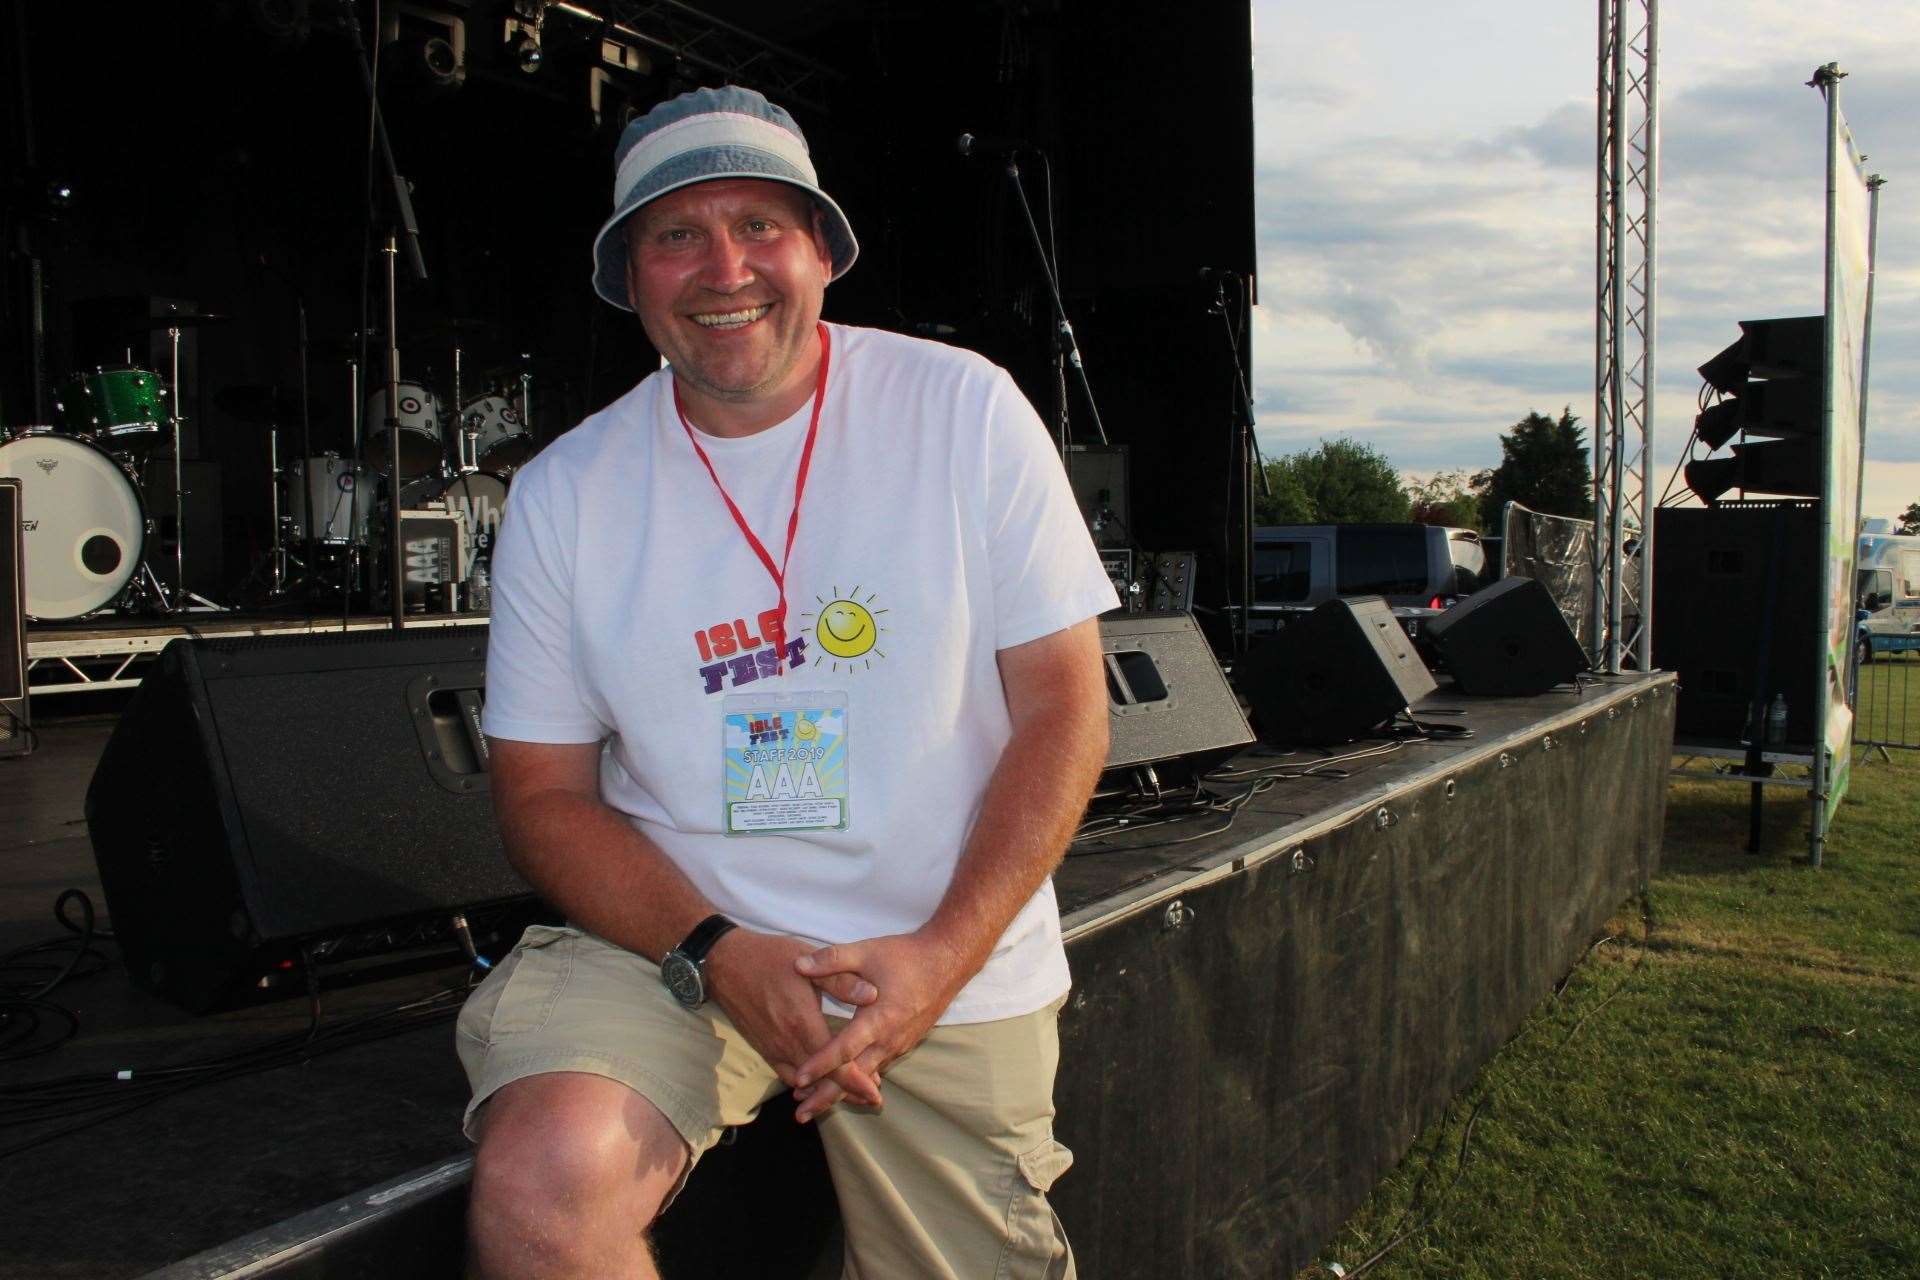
[1856,521,1920,663]
[1249,524,1489,636]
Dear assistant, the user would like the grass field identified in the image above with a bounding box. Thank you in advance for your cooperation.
[1301,700,1920,1279]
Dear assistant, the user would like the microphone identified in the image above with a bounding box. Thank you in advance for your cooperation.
[956,132,1037,159]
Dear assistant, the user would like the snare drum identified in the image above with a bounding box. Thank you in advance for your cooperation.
[461,395,536,471]
[57,366,170,455]
[0,432,146,619]
[286,454,375,547]
[363,381,445,478]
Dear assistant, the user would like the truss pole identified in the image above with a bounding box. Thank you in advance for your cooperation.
[1594,0,1657,675]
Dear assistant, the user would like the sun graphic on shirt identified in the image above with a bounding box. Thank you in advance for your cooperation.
[800,586,890,673]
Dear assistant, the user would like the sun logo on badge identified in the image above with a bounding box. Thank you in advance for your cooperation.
[802,586,889,673]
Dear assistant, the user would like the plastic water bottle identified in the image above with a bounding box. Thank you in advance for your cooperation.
[470,559,491,613]
[1764,693,1787,746]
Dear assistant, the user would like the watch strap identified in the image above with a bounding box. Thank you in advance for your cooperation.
[674,913,737,965]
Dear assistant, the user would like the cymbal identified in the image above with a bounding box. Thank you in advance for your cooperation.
[215,384,305,425]
[144,312,233,328]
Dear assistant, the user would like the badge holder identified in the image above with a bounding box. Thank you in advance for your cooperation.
[721,691,850,835]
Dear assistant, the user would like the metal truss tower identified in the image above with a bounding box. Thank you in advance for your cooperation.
[1593,0,1658,673]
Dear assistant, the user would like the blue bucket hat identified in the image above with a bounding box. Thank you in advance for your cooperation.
[590,85,859,311]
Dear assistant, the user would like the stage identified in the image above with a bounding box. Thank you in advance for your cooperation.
[23,610,486,697]
[0,672,1673,1278]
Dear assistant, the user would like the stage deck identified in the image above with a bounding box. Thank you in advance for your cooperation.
[0,673,1673,1278]
[25,610,485,696]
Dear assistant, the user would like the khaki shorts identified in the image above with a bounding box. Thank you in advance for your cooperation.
[456,923,1076,1280]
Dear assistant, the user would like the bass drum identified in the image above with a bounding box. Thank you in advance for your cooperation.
[433,471,511,566]
[0,432,145,619]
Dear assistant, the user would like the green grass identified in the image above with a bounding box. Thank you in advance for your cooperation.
[1301,736,1920,1280]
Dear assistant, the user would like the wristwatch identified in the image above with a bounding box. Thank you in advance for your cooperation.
[660,914,737,1009]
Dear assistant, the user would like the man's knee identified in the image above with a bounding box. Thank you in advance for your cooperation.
[471,1071,690,1234]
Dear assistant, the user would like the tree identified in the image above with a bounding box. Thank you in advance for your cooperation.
[1253,458,1317,524]
[1407,470,1482,530]
[1474,407,1591,530]
[1897,502,1920,536]
[1262,437,1410,525]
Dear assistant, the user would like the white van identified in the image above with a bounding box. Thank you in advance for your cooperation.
[1249,524,1489,637]
[1856,519,1920,663]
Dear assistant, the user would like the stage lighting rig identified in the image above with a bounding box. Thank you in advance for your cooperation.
[380,4,468,94]
[508,0,549,72]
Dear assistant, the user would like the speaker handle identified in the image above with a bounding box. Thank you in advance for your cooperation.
[406,668,490,792]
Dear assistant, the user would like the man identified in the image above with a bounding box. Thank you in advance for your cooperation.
[459,85,1116,1279]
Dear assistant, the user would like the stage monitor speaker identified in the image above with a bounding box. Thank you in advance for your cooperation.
[1100,611,1253,777]
[1425,576,1589,696]
[0,479,26,759]
[86,626,533,1011]
[1236,596,1437,744]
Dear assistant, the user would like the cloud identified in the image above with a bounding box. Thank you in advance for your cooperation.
[1249,19,1920,496]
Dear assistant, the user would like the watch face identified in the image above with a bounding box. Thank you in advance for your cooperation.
[661,951,704,1008]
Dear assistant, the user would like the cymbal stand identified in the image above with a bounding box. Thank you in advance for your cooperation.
[383,233,407,626]
[339,357,364,604]
[161,318,226,613]
[454,345,477,473]
[336,0,427,627]
[269,420,287,593]
[519,358,532,435]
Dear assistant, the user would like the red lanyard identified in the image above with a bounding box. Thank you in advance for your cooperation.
[674,322,831,674]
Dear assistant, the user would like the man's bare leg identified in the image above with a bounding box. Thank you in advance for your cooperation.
[468,1072,690,1280]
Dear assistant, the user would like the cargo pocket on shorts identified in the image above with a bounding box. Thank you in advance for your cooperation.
[998,1136,1075,1280]
[455,923,577,1048]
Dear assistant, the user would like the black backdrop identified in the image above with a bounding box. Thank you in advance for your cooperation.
[2,0,1254,632]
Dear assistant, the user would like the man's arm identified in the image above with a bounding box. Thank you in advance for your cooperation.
[489,738,881,1107]
[790,616,1108,1114]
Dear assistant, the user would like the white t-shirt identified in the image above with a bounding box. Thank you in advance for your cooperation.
[482,324,1118,1023]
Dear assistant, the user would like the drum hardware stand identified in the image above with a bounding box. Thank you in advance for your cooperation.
[452,346,462,453]
[337,0,428,626]
[157,315,228,613]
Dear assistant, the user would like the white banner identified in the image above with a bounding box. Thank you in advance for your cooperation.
[1821,89,1871,815]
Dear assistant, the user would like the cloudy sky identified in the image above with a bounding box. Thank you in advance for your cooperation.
[1249,0,1920,525]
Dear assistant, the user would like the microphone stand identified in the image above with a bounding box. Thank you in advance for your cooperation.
[1208,270,1266,656]
[1001,153,1108,449]
[336,0,429,629]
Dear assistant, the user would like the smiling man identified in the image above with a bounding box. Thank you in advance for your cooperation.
[457,86,1116,1278]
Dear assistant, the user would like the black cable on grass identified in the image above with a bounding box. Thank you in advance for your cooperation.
[1320,891,1659,1276]
[1340,1098,1486,1280]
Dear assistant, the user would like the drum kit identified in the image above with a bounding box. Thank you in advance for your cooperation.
[0,322,537,623]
